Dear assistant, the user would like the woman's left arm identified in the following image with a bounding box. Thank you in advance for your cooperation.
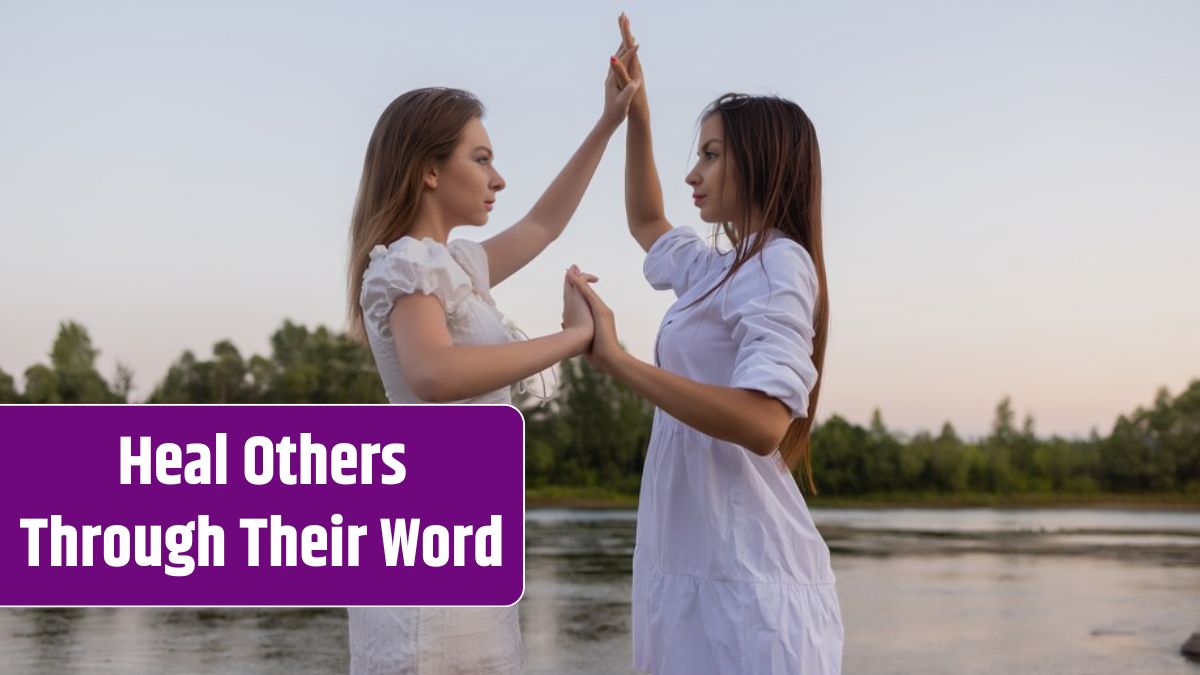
[482,51,641,287]
[610,352,793,456]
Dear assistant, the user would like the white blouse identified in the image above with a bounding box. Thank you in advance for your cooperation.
[633,227,844,675]
[352,236,522,675]
[359,236,515,406]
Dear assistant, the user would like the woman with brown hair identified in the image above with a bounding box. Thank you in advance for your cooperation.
[345,53,639,674]
[565,15,843,674]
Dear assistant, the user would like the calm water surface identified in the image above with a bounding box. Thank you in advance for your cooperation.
[2,508,1198,674]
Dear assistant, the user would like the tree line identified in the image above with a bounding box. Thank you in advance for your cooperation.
[4,320,1197,497]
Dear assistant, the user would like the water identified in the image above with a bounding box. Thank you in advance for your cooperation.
[1,508,1197,674]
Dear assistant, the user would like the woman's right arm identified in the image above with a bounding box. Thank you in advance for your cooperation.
[619,14,672,253]
[388,277,592,403]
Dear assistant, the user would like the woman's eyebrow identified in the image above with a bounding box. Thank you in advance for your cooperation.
[700,139,724,151]
[473,146,493,155]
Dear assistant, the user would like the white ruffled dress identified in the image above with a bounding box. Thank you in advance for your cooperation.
[351,236,522,675]
[633,227,844,675]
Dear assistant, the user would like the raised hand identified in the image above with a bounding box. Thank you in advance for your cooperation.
[601,39,642,129]
[615,13,647,114]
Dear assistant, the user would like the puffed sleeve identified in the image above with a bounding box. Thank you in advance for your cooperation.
[720,240,820,418]
[359,238,473,338]
[642,227,725,297]
[446,238,495,302]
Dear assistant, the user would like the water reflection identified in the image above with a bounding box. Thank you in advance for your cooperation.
[816,507,1200,567]
[522,512,636,673]
[1,509,1197,675]
[14,608,84,675]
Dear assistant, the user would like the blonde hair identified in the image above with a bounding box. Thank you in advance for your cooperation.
[346,87,484,341]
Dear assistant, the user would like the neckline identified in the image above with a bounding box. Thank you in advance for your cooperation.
[400,234,448,248]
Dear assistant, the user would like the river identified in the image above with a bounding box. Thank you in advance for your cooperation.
[2,508,1198,674]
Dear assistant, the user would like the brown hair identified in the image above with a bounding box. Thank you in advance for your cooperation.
[346,87,484,341]
[697,93,829,493]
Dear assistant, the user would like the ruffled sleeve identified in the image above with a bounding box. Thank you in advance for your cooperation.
[643,227,725,297]
[719,239,820,418]
[446,238,495,304]
[359,238,473,338]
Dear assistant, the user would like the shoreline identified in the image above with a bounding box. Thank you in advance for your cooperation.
[526,487,1200,511]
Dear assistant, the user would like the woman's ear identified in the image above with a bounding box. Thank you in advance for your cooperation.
[423,166,439,190]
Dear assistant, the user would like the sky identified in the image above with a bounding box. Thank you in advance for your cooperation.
[2,1,1198,438]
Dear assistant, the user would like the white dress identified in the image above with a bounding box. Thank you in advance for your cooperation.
[351,236,523,675]
[633,227,844,675]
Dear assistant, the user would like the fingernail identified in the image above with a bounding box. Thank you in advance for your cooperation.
[610,55,618,64]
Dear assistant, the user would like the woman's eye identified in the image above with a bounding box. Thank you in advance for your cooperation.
[477,156,491,164]
[705,152,718,160]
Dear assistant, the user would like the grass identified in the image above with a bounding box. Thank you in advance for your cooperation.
[525,485,639,509]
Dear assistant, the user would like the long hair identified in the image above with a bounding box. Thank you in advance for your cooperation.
[346,87,484,341]
[697,93,829,493]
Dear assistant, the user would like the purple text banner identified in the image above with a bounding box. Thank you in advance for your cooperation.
[0,405,524,606]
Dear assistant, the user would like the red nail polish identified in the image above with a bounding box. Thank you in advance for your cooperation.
[610,55,618,64]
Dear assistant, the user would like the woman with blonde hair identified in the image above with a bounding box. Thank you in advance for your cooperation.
[345,52,640,673]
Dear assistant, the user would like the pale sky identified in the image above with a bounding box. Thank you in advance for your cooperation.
[2,1,1198,437]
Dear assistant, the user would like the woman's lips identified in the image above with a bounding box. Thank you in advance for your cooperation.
[693,194,706,206]
[484,201,494,212]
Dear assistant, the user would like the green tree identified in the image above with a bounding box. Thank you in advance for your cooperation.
[19,322,126,403]
[983,397,1024,493]
[1098,382,1200,493]
[516,383,571,489]
[928,422,969,492]
[1172,381,1200,493]
[899,431,934,490]
[22,364,61,403]
[810,415,870,495]
[261,322,386,403]
[0,369,21,403]
[1011,412,1039,477]
[148,351,205,403]
[51,321,123,402]
[863,408,904,493]
[148,321,386,404]
[546,355,653,491]
[989,396,1019,446]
